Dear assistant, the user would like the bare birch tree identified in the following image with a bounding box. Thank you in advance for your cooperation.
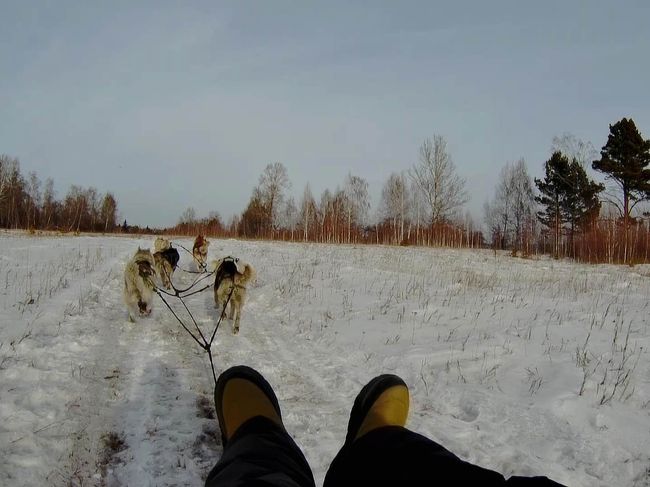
[257,162,291,237]
[42,178,56,229]
[409,135,467,225]
[408,179,427,244]
[552,133,597,168]
[380,172,410,244]
[282,196,298,240]
[485,159,536,254]
[179,207,197,225]
[344,173,370,243]
[299,183,318,241]
[100,193,118,232]
[26,171,41,229]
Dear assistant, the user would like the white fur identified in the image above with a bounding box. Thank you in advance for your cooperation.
[123,248,157,322]
[153,252,173,290]
[153,237,172,253]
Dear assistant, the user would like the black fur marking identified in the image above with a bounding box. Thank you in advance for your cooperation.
[214,257,238,290]
[137,260,154,278]
[159,247,180,270]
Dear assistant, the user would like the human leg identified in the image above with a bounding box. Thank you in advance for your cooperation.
[205,365,315,487]
[324,374,565,487]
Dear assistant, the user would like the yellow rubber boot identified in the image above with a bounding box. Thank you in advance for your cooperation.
[345,374,410,445]
[215,366,283,445]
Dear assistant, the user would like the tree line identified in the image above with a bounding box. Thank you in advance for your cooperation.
[484,118,650,264]
[179,116,650,264]
[4,116,650,264]
[224,144,482,248]
[0,155,118,233]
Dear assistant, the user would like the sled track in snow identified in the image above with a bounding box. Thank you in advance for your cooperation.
[57,242,362,486]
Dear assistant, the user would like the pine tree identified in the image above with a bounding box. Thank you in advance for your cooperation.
[535,152,570,258]
[561,159,603,256]
[592,118,650,262]
[536,152,603,258]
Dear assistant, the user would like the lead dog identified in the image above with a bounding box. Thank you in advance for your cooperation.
[152,237,180,289]
[192,235,210,271]
[124,248,157,322]
[213,256,255,334]
[154,236,171,253]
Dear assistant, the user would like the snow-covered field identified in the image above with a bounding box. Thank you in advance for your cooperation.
[1,232,649,486]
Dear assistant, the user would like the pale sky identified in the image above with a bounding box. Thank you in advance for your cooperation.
[1,1,649,228]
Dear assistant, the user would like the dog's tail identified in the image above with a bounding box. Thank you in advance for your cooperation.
[240,263,256,285]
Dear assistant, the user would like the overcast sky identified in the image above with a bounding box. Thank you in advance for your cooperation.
[1,1,649,228]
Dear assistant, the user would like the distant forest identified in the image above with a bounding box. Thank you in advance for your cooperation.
[3,117,650,264]
[0,154,117,233]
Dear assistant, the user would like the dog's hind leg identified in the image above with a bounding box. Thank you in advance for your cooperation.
[232,298,241,334]
[163,271,171,290]
[214,285,224,312]
[221,303,229,325]
[233,310,240,334]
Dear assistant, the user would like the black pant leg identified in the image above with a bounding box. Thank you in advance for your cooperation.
[205,416,315,487]
[324,426,563,487]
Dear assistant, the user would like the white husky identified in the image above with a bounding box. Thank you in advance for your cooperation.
[123,248,157,322]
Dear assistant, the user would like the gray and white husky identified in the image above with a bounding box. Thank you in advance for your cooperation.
[124,248,157,322]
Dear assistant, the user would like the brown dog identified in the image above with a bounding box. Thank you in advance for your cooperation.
[192,235,210,271]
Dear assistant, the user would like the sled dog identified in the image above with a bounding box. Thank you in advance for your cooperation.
[124,248,157,322]
[153,246,180,290]
[213,256,256,334]
[192,235,210,271]
[153,236,172,253]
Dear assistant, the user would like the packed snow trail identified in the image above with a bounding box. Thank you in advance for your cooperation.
[0,235,366,486]
[1,234,649,486]
[101,239,364,486]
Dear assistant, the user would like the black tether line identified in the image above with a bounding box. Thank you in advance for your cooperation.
[150,239,233,387]
[175,243,209,274]
[154,284,233,387]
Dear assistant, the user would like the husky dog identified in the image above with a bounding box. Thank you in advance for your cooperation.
[213,256,256,334]
[153,247,180,290]
[152,237,180,290]
[154,236,172,253]
[124,248,157,322]
[192,235,210,271]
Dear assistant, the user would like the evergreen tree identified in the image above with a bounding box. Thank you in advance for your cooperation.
[592,118,650,261]
[535,152,570,258]
[536,152,604,258]
[561,159,603,253]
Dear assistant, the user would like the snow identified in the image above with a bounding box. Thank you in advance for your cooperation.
[1,232,649,486]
